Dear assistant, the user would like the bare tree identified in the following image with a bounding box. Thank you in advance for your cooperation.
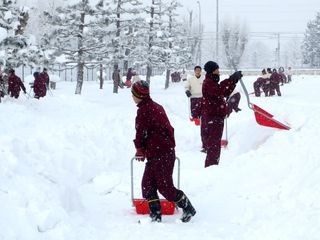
[221,20,248,70]
[245,41,273,69]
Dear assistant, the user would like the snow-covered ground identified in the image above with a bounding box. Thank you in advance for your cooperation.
[1,74,319,240]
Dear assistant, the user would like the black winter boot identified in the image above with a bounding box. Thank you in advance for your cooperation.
[148,199,162,222]
[175,192,196,222]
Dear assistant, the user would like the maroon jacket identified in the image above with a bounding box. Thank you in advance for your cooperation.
[134,97,175,159]
[270,72,282,85]
[8,74,26,96]
[40,72,50,86]
[126,70,136,81]
[278,72,286,84]
[202,74,237,118]
[34,74,47,98]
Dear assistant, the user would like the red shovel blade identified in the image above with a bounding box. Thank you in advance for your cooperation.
[252,104,290,130]
[133,199,175,215]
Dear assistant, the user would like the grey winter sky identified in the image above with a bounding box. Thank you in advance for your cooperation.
[180,0,319,33]
[178,0,320,65]
[17,0,319,34]
[14,0,319,67]
[181,0,320,33]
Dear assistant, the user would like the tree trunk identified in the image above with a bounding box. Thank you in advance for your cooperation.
[165,69,170,89]
[99,64,103,89]
[75,11,85,94]
[113,0,121,72]
[75,61,84,94]
[146,65,152,84]
[146,1,154,85]
[165,9,173,90]
[123,59,128,74]
[123,26,133,72]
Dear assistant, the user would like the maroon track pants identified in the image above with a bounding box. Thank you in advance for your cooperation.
[142,151,179,202]
[190,97,202,119]
[201,116,224,167]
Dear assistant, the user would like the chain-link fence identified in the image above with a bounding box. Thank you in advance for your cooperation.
[14,63,166,82]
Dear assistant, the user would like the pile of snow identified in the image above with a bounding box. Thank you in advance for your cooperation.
[0,75,319,240]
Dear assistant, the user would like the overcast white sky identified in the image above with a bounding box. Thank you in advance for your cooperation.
[17,0,319,34]
[13,0,318,66]
[180,0,319,33]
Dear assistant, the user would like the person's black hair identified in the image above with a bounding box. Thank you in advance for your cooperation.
[194,65,202,71]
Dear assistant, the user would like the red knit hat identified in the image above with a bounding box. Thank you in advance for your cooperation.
[131,80,150,99]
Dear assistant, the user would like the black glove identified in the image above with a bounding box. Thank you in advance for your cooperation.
[229,71,243,83]
[185,90,192,98]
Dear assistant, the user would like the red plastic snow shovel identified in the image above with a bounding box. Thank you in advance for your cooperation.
[130,157,180,215]
[239,78,290,130]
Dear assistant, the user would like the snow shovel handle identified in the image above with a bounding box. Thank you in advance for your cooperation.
[239,78,254,110]
[238,77,290,130]
[130,156,180,206]
[231,64,254,110]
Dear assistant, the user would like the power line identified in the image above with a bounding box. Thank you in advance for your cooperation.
[202,31,304,35]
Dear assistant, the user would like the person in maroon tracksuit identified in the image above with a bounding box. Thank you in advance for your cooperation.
[132,80,196,223]
[33,72,47,99]
[40,68,50,89]
[201,61,242,168]
[112,65,124,93]
[253,69,267,97]
[7,69,26,99]
[278,67,287,85]
[125,68,136,88]
[269,68,282,96]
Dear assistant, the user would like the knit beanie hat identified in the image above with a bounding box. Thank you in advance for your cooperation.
[204,61,219,73]
[33,72,40,78]
[131,80,150,99]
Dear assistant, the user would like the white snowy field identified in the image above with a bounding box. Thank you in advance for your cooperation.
[1,74,319,240]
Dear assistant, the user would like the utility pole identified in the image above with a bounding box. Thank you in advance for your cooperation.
[197,1,201,65]
[189,10,193,30]
[188,10,194,67]
[277,33,280,66]
[216,0,219,62]
[159,0,162,19]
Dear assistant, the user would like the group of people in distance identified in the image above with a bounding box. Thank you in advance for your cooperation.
[170,69,188,82]
[253,66,293,97]
[0,67,50,100]
[0,68,27,99]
